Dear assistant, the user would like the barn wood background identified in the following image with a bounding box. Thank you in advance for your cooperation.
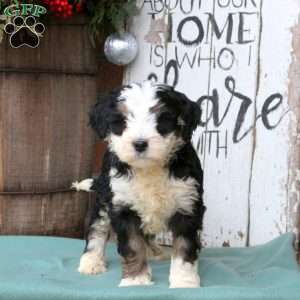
[0,17,122,237]
[125,0,300,248]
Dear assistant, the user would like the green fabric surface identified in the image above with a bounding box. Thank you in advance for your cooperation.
[0,233,299,300]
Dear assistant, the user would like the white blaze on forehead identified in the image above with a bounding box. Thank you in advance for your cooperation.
[119,81,159,110]
[118,81,160,139]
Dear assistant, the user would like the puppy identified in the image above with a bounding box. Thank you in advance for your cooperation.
[74,81,206,288]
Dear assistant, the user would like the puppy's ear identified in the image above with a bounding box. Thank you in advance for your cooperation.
[177,91,201,141]
[90,87,128,139]
[90,88,122,139]
[89,96,110,139]
[156,85,201,141]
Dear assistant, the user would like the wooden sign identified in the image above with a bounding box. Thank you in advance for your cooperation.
[125,0,300,247]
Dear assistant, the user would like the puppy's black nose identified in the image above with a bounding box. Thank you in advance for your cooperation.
[133,140,148,153]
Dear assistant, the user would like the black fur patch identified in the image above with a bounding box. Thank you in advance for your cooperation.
[89,87,128,139]
[156,85,201,141]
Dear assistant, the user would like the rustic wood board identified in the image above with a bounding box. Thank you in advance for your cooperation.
[0,19,97,237]
[0,73,95,191]
[0,21,96,74]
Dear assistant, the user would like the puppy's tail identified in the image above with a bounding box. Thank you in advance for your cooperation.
[71,178,95,192]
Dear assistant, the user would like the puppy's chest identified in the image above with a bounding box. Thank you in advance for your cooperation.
[110,168,198,234]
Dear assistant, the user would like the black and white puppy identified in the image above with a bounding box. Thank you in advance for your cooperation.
[74,81,206,288]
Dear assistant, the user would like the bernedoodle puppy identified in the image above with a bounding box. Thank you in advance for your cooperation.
[73,81,206,288]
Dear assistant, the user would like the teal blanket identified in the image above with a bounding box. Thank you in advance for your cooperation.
[0,233,299,300]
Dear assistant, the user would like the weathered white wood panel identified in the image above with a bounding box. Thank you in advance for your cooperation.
[287,14,300,253]
[248,0,299,245]
[124,0,300,247]
[198,1,262,247]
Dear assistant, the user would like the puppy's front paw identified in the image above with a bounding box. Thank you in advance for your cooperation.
[169,275,200,288]
[119,267,153,287]
[169,257,200,288]
[78,252,107,275]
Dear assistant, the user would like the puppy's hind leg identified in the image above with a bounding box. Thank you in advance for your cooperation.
[78,200,110,275]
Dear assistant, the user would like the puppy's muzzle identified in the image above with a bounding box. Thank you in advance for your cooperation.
[133,139,148,153]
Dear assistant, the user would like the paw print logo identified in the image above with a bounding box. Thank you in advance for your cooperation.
[4,16,45,48]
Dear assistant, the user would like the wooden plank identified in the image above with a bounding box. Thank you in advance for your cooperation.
[198,0,263,247]
[0,192,88,237]
[0,73,95,191]
[123,2,166,84]
[248,0,299,245]
[288,13,300,254]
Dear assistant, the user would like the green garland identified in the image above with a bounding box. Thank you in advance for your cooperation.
[86,0,139,45]
[87,0,138,33]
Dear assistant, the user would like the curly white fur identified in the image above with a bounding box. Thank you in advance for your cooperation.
[110,167,199,235]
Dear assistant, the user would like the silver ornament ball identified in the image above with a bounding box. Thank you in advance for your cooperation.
[104,32,138,66]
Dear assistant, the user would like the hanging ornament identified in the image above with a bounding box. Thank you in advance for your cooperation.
[104,32,138,66]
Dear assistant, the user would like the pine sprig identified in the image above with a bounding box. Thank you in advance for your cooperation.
[86,0,139,44]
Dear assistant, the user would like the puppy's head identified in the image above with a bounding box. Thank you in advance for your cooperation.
[90,81,201,168]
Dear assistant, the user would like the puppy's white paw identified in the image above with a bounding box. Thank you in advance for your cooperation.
[119,269,153,287]
[169,275,200,288]
[78,252,107,275]
[71,178,93,192]
[169,257,200,288]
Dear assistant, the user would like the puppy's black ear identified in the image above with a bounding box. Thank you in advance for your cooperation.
[90,87,123,139]
[89,96,111,139]
[156,85,201,141]
[178,91,201,141]
[90,86,129,139]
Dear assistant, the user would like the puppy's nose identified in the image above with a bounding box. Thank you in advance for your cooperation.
[133,139,148,153]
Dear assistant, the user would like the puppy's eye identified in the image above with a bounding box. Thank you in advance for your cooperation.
[156,112,177,136]
[110,117,126,135]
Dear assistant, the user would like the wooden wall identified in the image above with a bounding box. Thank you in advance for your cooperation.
[0,18,97,237]
[0,17,123,237]
[125,0,300,247]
